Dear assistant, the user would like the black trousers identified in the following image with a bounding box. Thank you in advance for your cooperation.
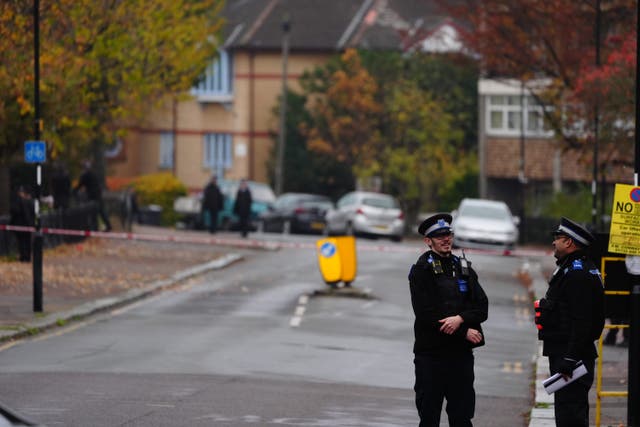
[14,231,31,262]
[548,356,595,427]
[414,352,475,427]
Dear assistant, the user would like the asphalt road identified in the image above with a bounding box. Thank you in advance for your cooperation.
[0,234,539,426]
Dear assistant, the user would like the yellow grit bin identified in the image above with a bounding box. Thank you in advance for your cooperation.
[315,236,357,286]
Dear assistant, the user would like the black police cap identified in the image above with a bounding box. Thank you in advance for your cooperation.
[418,213,453,237]
[552,217,594,247]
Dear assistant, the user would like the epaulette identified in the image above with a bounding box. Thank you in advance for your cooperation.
[427,254,444,274]
[571,259,583,270]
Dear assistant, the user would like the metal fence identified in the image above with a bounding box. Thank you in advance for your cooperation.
[0,202,98,258]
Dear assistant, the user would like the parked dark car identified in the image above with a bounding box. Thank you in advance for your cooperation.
[259,192,334,234]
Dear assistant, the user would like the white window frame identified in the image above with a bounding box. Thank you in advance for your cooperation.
[159,132,174,169]
[486,94,553,137]
[203,133,233,178]
[191,50,234,103]
[479,78,554,138]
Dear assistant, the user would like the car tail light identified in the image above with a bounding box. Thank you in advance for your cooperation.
[294,207,307,214]
[398,211,404,219]
[356,208,365,216]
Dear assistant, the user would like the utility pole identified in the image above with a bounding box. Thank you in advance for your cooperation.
[32,0,43,312]
[627,2,640,425]
[518,80,527,243]
[591,0,601,231]
[275,14,290,196]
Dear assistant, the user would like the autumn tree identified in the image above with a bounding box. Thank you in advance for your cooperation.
[300,49,384,170]
[440,0,636,151]
[0,0,224,211]
[297,49,472,224]
[362,78,470,222]
[266,90,354,200]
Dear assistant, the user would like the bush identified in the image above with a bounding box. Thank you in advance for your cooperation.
[131,173,187,226]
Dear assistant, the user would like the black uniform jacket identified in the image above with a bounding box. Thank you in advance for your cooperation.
[408,250,489,355]
[537,250,605,360]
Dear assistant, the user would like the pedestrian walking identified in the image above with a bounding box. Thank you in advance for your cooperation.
[202,175,224,233]
[51,161,71,211]
[73,159,112,231]
[9,185,35,262]
[408,213,488,427]
[233,178,252,238]
[534,217,605,427]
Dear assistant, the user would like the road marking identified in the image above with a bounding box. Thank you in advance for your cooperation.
[361,301,377,309]
[290,294,309,327]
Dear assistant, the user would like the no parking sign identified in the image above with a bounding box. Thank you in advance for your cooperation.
[608,183,640,255]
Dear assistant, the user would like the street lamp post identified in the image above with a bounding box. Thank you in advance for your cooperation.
[591,0,601,231]
[32,0,43,312]
[275,14,291,196]
[627,3,640,426]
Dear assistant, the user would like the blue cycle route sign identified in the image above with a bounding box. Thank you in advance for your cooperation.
[24,140,46,163]
[320,242,337,258]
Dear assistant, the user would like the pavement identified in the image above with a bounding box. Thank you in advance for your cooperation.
[0,225,631,427]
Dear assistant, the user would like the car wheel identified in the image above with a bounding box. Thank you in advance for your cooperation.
[391,235,403,242]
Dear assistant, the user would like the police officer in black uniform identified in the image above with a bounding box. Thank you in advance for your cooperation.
[408,213,488,427]
[534,217,604,427]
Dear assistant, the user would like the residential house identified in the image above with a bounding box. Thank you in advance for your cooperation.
[108,0,460,193]
[478,78,633,219]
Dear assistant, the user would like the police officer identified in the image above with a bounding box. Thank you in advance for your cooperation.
[408,213,488,427]
[534,217,604,427]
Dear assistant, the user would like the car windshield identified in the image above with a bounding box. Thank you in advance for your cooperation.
[460,203,510,220]
[363,196,397,209]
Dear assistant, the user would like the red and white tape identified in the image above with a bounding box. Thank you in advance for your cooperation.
[0,224,550,257]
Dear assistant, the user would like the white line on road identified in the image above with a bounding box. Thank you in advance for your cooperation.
[290,293,309,328]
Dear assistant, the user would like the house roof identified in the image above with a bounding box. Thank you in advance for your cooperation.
[222,0,459,53]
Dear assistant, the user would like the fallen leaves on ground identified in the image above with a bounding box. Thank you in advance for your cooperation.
[0,238,222,298]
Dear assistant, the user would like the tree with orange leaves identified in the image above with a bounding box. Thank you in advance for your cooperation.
[440,0,636,150]
[0,0,224,165]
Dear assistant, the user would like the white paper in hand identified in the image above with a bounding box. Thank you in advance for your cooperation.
[543,361,588,394]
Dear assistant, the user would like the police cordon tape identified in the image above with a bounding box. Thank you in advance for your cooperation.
[0,224,551,257]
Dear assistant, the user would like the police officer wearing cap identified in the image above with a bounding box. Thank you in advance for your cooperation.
[534,217,604,427]
[408,213,488,427]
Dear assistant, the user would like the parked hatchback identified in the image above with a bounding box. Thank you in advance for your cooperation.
[259,192,333,234]
[451,198,519,250]
[325,191,405,241]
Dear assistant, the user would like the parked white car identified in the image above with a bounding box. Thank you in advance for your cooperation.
[451,198,519,250]
[325,191,405,241]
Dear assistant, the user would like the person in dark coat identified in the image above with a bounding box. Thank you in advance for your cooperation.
[201,175,224,233]
[233,179,252,238]
[73,159,112,231]
[408,213,489,427]
[51,161,71,211]
[534,217,605,427]
[9,185,35,262]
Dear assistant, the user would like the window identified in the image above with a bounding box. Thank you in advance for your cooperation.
[203,133,233,177]
[191,50,233,102]
[486,94,552,137]
[159,132,174,169]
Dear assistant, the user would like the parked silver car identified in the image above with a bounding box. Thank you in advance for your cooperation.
[451,198,519,250]
[325,191,405,241]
